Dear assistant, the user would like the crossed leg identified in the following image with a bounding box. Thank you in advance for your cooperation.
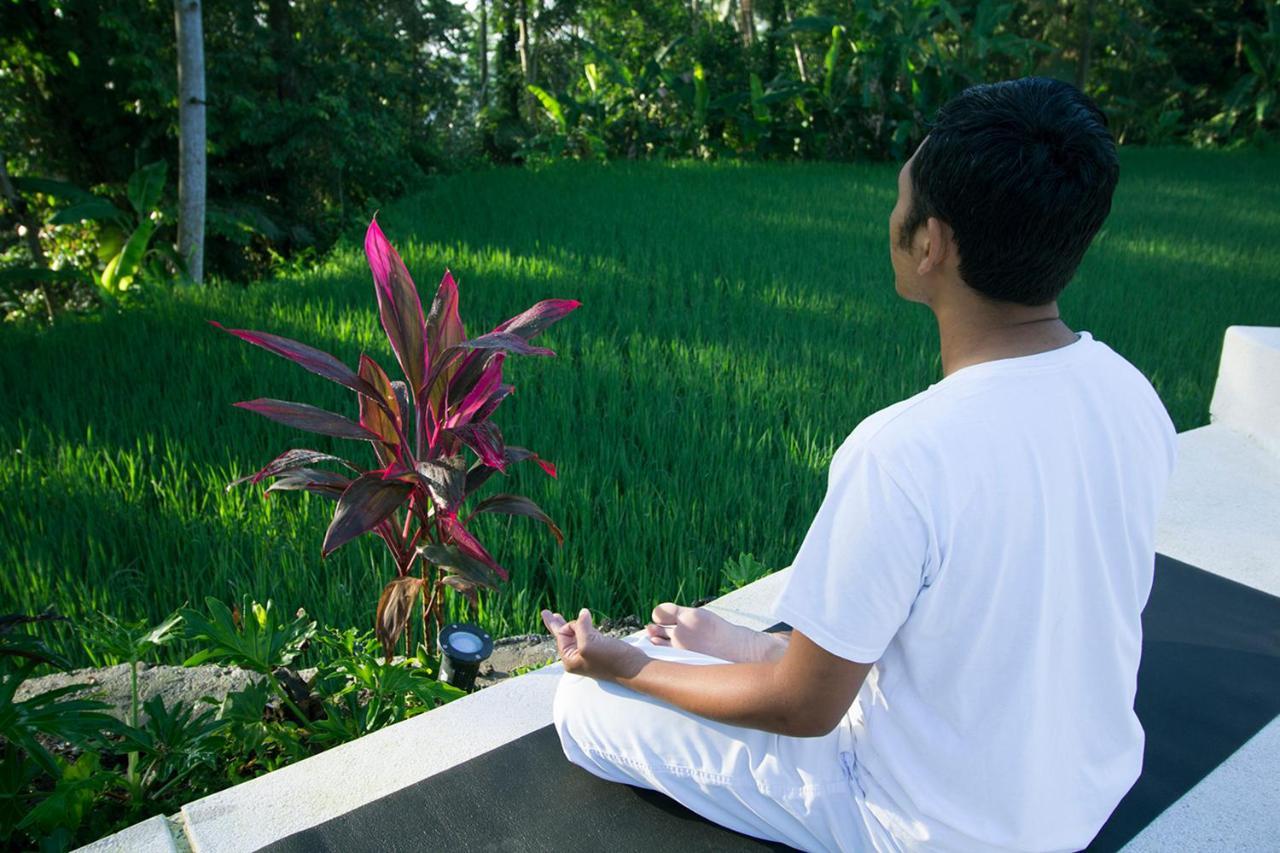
[551,638,881,852]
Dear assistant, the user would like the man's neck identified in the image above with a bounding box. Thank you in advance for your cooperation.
[932,296,1078,378]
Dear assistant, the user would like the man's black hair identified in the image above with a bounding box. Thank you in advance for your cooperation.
[899,77,1119,306]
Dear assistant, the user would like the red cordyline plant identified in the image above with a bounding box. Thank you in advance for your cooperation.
[215,217,579,661]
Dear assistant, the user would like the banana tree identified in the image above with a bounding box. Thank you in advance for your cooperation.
[14,161,186,299]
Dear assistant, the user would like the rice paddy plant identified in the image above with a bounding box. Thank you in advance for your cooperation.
[2,148,1278,666]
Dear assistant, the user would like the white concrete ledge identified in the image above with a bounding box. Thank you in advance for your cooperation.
[1210,326,1280,458]
[75,815,179,852]
[1153,423,1280,598]
[1122,717,1280,852]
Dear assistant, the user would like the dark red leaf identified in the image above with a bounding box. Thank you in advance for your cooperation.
[418,543,506,588]
[447,421,506,471]
[365,217,428,399]
[374,576,424,663]
[439,514,508,580]
[510,447,557,478]
[460,331,554,357]
[415,456,467,512]
[472,383,514,424]
[210,321,382,400]
[390,381,412,423]
[470,493,564,545]
[235,399,383,442]
[446,354,505,429]
[423,330,552,416]
[358,355,401,466]
[439,575,479,609]
[264,468,352,500]
[463,446,555,496]
[425,269,466,397]
[321,472,414,557]
[492,299,582,341]
[227,449,350,491]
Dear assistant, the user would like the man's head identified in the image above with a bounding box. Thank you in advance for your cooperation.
[889,77,1119,308]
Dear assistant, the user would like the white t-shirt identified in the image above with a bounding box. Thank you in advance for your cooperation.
[771,331,1177,852]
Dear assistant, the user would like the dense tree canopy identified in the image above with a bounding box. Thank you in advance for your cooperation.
[1,0,1275,307]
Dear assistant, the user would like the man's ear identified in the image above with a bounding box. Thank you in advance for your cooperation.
[916,215,952,276]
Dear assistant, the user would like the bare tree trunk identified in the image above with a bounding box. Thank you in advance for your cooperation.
[739,0,756,47]
[529,0,540,89]
[479,0,489,105]
[0,152,54,322]
[517,0,532,122]
[1074,0,1095,91]
[784,0,807,82]
[500,0,520,119]
[175,0,206,284]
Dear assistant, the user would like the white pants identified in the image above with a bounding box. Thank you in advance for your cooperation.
[551,639,898,852]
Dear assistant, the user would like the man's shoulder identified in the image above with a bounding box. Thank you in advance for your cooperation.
[835,385,957,467]
[837,339,1176,469]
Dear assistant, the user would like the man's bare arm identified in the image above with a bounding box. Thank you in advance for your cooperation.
[618,628,868,737]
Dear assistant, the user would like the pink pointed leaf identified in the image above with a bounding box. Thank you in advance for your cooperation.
[446,354,505,429]
[463,446,555,496]
[472,383,514,425]
[493,299,582,341]
[436,514,508,582]
[210,321,383,400]
[321,472,414,557]
[234,399,383,442]
[446,421,506,471]
[426,332,552,413]
[365,217,428,398]
[425,269,465,378]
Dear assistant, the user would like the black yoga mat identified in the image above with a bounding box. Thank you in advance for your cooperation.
[263,554,1280,853]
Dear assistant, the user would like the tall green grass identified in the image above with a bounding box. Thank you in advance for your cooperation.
[3,148,1278,665]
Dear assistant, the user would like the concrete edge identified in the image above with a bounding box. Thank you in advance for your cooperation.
[1210,325,1280,458]
[74,814,179,853]
[1121,716,1280,852]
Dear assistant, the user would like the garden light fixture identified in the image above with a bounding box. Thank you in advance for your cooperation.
[439,623,493,692]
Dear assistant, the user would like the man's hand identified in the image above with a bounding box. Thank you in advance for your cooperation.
[541,607,650,682]
[646,602,790,663]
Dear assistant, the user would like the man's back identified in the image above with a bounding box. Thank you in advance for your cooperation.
[772,331,1177,851]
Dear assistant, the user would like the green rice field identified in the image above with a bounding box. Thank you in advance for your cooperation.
[3,148,1279,665]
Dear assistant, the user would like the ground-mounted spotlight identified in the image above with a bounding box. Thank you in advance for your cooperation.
[438,623,494,692]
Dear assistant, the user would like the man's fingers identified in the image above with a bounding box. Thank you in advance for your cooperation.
[646,622,669,639]
[651,602,679,625]
[541,609,568,634]
[541,609,579,663]
[646,625,671,647]
[571,607,593,645]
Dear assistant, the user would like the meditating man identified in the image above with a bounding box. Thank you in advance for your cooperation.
[540,76,1177,852]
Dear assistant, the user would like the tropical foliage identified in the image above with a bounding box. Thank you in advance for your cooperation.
[2,603,467,851]
[2,0,1275,318]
